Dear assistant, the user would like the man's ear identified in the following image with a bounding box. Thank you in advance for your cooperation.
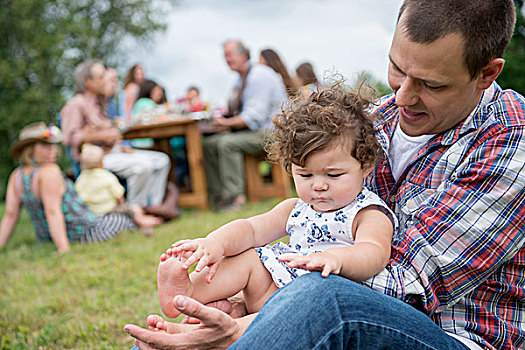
[476,58,505,90]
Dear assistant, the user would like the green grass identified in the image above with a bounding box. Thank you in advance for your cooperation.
[0,198,281,349]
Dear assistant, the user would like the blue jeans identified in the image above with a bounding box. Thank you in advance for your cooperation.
[230,273,470,349]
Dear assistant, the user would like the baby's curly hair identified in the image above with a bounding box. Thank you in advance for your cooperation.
[268,83,381,173]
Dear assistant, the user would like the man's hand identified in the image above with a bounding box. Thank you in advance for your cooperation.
[279,252,343,277]
[181,292,248,324]
[211,114,246,129]
[124,296,242,350]
[103,127,122,144]
[211,114,232,127]
[83,126,121,146]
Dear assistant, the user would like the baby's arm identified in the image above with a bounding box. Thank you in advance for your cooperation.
[280,205,393,282]
[171,198,297,275]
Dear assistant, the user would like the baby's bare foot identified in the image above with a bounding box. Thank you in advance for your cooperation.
[157,255,194,318]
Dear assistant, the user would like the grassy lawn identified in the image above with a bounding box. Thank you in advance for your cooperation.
[0,198,281,349]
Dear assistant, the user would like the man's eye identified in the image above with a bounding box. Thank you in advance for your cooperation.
[327,173,344,178]
[424,83,444,91]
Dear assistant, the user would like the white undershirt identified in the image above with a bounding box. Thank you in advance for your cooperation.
[388,123,435,181]
[389,124,483,349]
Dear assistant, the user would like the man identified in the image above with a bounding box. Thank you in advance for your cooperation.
[125,1,525,349]
[61,60,171,208]
[104,67,120,120]
[103,67,133,149]
[204,40,287,210]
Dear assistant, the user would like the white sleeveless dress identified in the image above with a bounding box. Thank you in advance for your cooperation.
[255,188,396,288]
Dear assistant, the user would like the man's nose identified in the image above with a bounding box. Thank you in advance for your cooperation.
[395,77,419,107]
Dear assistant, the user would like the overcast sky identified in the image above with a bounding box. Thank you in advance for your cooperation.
[130,0,404,107]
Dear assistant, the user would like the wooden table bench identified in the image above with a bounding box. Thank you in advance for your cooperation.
[123,117,209,210]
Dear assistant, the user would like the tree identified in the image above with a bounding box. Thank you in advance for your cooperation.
[497,0,525,94]
[0,0,176,198]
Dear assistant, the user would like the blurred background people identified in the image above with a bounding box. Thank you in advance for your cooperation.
[176,86,206,113]
[130,79,167,148]
[103,67,132,149]
[295,62,321,98]
[132,79,166,118]
[74,143,162,234]
[60,60,171,209]
[259,48,297,97]
[204,40,287,210]
[0,122,138,253]
[104,67,120,120]
[120,64,145,124]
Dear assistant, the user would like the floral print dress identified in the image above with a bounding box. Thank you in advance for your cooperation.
[255,188,396,288]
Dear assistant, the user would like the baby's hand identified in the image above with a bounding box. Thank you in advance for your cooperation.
[278,252,342,277]
[170,238,225,281]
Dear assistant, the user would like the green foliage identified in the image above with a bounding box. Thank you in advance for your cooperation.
[355,71,393,97]
[0,0,176,198]
[0,199,281,349]
[497,0,525,94]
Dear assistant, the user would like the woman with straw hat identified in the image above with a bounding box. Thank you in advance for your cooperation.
[0,122,145,253]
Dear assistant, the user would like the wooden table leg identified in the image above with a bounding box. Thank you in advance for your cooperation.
[154,138,176,182]
[182,123,209,210]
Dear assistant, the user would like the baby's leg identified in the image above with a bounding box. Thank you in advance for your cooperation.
[129,204,163,235]
[157,255,195,318]
[157,248,277,318]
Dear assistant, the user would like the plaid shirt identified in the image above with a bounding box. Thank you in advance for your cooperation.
[363,82,525,349]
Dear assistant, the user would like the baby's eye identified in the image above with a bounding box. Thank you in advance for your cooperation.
[299,174,312,178]
[327,173,344,178]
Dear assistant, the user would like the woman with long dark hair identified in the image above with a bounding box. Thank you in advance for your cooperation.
[120,64,145,123]
[259,48,297,97]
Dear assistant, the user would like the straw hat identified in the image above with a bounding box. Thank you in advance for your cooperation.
[10,122,62,158]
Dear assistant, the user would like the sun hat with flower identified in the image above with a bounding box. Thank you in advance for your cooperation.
[10,122,62,158]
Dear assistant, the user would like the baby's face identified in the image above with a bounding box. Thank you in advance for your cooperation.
[291,144,370,213]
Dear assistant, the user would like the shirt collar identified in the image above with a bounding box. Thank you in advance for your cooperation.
[440,82,501,145]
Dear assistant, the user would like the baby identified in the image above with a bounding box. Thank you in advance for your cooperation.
[157,84,396,318]
[74,143,162,234]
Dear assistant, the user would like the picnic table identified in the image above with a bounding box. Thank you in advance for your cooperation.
[123,115,209,210]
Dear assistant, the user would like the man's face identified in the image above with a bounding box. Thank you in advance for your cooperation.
[86,63,106,95]
[388,20,484,136]
[104,68,118,98]
[223,42,248,73]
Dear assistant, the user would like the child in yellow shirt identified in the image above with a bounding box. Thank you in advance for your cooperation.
[74,144,162,234]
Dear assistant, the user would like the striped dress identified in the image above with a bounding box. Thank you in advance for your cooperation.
[17,167,136,244]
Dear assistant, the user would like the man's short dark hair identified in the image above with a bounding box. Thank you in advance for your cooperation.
[398,0,516,79]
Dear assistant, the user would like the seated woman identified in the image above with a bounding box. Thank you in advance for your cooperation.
[0,122,153,254]
[119,64,145,125]
[131,79,166,148]
[259,48,297,97]
[295,61,322,99]
[133,79,166,116]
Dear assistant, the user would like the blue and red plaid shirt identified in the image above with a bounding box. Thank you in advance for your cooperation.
[363,82,525,349]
